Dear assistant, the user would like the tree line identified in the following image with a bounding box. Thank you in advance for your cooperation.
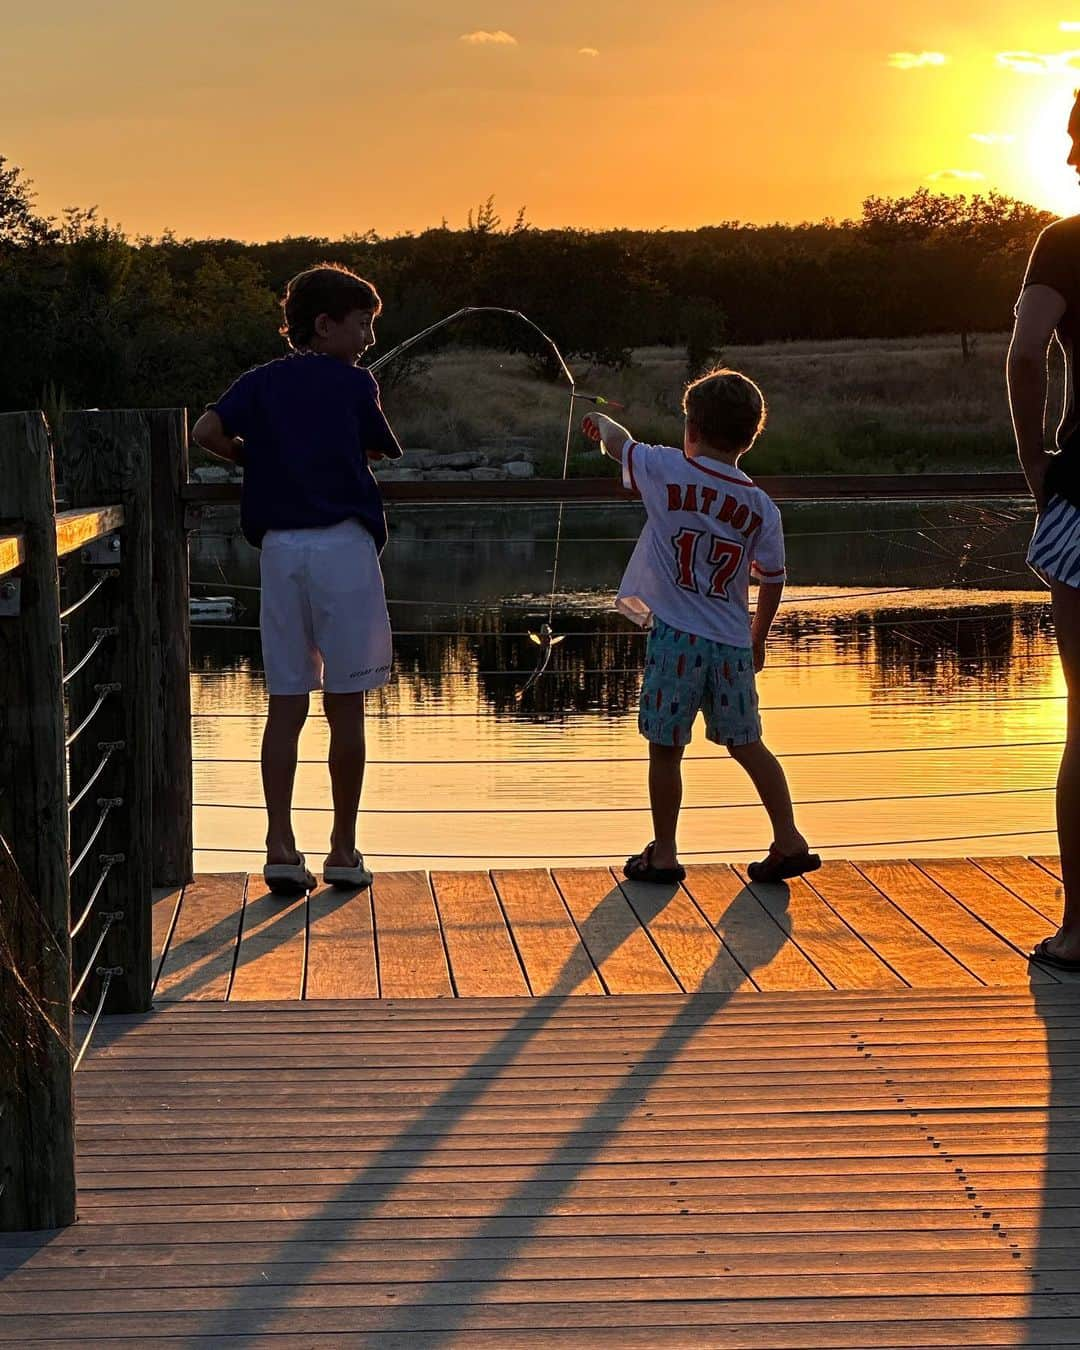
[0,154,1056,416]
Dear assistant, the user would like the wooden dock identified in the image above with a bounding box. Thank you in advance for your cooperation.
[4,984,1080,1345]
[150,857,1073,1001]
[5,855,1080,1346]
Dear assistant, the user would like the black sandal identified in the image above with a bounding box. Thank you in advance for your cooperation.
[747,846,821,884]
[623,842,686,885]
[1031,937,1080,973]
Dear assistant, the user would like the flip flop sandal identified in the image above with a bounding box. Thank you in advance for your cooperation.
[747,847,822,884]
[623,842,687,885]
[1030,937,1080,973]
[323,853,374,891]
[263,854,317,896]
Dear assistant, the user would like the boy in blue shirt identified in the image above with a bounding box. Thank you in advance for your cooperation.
[583,368,818,884]
[193,264,402,895]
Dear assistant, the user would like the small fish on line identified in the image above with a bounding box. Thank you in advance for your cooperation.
[518,623,565,699]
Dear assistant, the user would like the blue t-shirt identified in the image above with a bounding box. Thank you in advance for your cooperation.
[209,351,403,549]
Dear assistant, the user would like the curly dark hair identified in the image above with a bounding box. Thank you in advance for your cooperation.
[682,367,767,453]
[280,264,382,349]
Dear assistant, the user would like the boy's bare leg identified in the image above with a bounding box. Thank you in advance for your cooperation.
[262,694,309,865]
[1044,580,1080,958]
[728,738,808,856]
[648,742,685,869]
[323,691,367,869]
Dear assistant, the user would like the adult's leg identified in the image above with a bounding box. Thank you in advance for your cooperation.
[648,742,685,870]
[323,691,366,869]
[261,694,309,866]
[1045,579,1080,955]
[727,738,808,857]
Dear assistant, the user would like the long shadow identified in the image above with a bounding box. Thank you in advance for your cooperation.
[1029,969,1080,1343]
[180,868,792,1341]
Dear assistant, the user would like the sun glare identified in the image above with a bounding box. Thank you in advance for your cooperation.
[1019,87,1080,216]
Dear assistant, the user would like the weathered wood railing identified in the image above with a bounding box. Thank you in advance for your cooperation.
[0,408,192,1231]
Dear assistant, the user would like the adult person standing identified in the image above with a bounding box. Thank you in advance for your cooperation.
[1008,92,1080,969]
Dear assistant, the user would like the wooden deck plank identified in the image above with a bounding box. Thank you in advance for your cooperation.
[371,870,453,998]
[615,872,749,993]
[431,871,529,997]
[1033,855,1064,880]
[856,861,1054,986]
[734,871,904,991]
[152,873,246,1002]
[916,858,1059,963]
[305,882,379,999]
[973,855,1065,926]
[492,870,604,996]
[227,877,307,1001]
[681,865,830,991]
[552,868,680,994]
[807,862,978,989]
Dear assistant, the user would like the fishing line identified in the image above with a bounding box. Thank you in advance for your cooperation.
[369,305,585,697]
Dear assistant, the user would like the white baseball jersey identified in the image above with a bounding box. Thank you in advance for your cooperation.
[615,441,786,647]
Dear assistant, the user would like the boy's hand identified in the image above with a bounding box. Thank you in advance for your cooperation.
[581,413,604,443]
[753,639,767,673]
[367,450,386,462]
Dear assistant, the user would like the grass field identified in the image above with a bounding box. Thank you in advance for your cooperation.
[379,332,1060,476]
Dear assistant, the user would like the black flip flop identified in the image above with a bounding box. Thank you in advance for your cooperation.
[1030,937,1080,973]
[747,847,822,884]
[623,842,686,885]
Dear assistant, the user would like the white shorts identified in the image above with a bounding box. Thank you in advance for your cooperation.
[259,519,392,696]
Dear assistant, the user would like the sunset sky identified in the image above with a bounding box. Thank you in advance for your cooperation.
[6,1,1080,240]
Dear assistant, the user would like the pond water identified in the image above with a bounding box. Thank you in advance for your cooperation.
[190,498,1062,871]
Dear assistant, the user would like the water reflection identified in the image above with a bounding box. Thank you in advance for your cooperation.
[189,501,1062,869]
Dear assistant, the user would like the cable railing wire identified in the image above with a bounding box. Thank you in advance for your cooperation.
[68,744,117,813]
[59,569,118,622]
[65,684,119,749]
[192,736,1066,768]
[62,628,117,689]
[68,799,120,879]
[71,915,121,1003]
[193,826,1057,861]
[69,856,120,941]
[193,782,1054,816]
[72,967,120,1072]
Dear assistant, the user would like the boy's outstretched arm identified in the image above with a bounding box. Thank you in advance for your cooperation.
[192,409,244,465]
[751,580,784,672]
[582,412,633,462]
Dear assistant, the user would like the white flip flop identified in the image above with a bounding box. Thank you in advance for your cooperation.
[263,854,317,896]
[323,853,374,891]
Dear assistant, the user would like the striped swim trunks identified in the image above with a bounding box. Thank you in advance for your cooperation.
[638,616,762,748]
[1028,494,1080,589]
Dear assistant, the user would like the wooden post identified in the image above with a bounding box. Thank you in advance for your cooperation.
[148,410,193,887]
[63,411,153,1014]
[0,411,76,1230]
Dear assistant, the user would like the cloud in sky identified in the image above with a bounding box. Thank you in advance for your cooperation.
[927,169,986,182]
[996,49,1080,73]
[579,47,600,57]
[459,30,518,46]
[970,132,1016,145]
[887,51,947,70]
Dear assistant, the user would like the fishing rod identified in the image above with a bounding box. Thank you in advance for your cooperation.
[368,304,601,695]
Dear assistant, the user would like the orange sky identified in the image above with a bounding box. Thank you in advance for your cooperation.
[6,2,1080,240]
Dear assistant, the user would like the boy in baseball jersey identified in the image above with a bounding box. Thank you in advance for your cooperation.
[583,368,818,884]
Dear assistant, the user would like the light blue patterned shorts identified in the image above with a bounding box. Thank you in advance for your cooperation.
[638,616,761,748]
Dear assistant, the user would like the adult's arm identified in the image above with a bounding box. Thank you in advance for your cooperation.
[1008,285,1066,510]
